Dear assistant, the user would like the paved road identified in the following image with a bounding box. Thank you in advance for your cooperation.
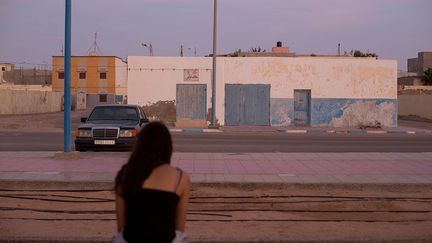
[0,131,431,152]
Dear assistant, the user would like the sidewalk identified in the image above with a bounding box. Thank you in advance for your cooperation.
[1,151,431,185]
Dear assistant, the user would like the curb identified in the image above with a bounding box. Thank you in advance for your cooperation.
[170,128,222,133]
[170,128,431,135]
[283,129,431,135]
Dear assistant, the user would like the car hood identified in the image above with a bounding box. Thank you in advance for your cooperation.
[79,120,139,129]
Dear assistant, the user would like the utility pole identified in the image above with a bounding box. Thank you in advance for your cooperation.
[64,0,72,152]
[338,43,341,56]
[180,45,184,57]
[210,0,217,128]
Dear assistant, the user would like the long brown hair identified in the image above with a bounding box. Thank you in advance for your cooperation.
[115,122,173,196]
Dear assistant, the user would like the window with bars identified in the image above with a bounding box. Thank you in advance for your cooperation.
[99,94,107,102]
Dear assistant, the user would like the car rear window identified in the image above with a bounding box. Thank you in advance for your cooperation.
[88,107,138,121]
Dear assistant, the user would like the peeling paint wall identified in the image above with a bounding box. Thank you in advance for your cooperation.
[270,98,397,127]
[127,56,397,127]
[270,98,294,126]
[311,99,397,127]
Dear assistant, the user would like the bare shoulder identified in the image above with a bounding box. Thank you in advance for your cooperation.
[173,166,190,195]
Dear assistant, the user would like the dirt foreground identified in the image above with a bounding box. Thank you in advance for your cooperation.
[0,182,431,242]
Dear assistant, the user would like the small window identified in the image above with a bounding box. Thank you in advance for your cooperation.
[58,72,64,79]
[1,67,5,71]
[100,72,107,79]
[99,94,107,102]
[79,72,86,79]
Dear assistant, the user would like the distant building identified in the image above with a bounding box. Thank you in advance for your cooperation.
[51,56,127,108]
[397,71,422,86]
[0,63,14,83]
[407,52,432,75]
[399,52,432,86]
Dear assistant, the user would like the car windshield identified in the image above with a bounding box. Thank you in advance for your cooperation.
[87,107,138,121]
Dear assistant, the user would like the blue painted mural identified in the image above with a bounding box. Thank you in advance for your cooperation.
[270,98,294,126]
[270,98,397,127]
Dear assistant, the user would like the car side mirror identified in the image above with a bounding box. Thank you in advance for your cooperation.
[81,117,87,123]
[140,118,149,125]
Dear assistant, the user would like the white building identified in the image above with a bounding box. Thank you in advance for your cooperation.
[127,56,397,127]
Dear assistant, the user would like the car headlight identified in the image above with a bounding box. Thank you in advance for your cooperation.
[119,129,137,137]
[77,129,92,138]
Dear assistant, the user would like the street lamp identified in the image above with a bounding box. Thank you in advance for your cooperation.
[187,47,197,57]
[210,0,217,128]
[141,43,153,56]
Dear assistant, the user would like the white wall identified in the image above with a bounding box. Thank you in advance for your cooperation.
[0,90,63,115]
[128,56,213,106]
[115,58,128,96]
[127,56,397,125]
[222,57,396,99]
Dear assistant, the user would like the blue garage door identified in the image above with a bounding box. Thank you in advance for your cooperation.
[225,84,270,126]
[294,89,311,126]
[176,84,207,120]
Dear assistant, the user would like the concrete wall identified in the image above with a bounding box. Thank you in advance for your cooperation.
[222,57,397,127]
[128,56,213,105]
[397,76,423,86]
[128,56,397,127]
[0,84,52,91]
[398,95,432,120]
[0,90,62,115]
[408,52,432,76]
[86,93,115,108]
[408,58,418,73]
[400,85,432,92]
[418,52,432,74]
[115,58,128,97]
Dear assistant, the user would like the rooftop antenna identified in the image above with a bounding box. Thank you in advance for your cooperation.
[149,44,153,56]
[141,43,154,56]
[87,31,103,56]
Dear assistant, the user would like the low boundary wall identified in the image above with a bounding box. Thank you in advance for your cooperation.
[0,90,63,115]
[398,94,432,120]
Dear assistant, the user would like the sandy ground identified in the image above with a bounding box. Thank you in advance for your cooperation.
[0,183,431,242]
[0,110,91,132]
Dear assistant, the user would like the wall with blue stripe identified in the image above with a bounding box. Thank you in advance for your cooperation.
[271,98,397,127]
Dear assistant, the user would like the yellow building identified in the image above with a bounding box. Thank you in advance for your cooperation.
[52,56,127,107]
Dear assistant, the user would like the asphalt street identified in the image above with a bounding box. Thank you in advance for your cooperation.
[0,131,431,152]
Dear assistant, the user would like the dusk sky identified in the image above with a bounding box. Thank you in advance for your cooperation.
[0,0,431,71]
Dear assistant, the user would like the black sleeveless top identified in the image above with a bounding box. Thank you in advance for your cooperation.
[122,170,182,243]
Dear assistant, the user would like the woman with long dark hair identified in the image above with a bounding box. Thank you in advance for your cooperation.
[114,122,190,243]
